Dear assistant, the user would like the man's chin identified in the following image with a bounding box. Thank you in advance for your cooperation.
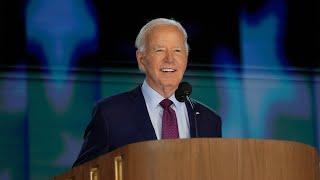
[160,82,179,90]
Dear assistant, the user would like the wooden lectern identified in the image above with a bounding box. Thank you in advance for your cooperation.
[54,138,319,180]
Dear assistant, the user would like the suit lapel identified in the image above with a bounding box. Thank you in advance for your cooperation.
[129,86,157,140]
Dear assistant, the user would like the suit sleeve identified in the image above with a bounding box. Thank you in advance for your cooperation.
[72,103,110,167]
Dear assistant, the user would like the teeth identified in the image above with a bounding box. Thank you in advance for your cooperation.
[161,68,175,72]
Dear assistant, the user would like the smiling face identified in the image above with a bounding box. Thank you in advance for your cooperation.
[136,24,188,98]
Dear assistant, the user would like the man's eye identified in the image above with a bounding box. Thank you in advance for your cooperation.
[174,49,181,52]
[155,49,164,52]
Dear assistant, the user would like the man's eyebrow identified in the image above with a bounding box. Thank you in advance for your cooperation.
[152,45,165,49]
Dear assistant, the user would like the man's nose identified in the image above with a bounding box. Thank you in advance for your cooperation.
[164,51,174,63]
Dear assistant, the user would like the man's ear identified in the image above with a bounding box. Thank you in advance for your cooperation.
[136,50,146,72]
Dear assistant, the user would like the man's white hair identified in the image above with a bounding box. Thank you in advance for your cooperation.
[135,18,189,54]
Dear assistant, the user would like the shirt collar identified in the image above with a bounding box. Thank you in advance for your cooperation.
[141,80,184,109]
[169,94,183,109]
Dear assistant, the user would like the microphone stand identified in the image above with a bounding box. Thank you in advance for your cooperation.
[186,96,199,138]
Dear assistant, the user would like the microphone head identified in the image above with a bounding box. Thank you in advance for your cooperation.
[175,81,192,102]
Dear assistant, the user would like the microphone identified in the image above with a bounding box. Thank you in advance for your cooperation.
[175,82,199,137]
[175,82,192,102]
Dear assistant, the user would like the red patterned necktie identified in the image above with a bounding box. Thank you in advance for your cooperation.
[160,99,179,139]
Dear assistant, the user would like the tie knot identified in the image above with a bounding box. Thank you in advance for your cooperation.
[160,99,173,109]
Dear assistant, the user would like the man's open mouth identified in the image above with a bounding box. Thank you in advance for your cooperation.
[161,68,176,72]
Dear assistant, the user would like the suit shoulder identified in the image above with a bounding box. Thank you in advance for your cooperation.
[95,86,141,108]
[97,91,130,106]
[192,99,220,118]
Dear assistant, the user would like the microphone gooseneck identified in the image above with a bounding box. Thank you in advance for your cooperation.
[175,82,199,137]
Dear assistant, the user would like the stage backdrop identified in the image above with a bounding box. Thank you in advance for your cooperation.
[0,0,318,179]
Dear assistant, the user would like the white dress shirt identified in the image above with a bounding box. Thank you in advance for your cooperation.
[141,80,190,139]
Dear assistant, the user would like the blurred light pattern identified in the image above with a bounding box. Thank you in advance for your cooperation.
[213,46,249,137]
[315,75,320,150]
[26,0,97,112]
[0,170,10,180]
[240,0,315,142]
[54,132,82,166]
[0,72,27,112]
[0,0,318,179]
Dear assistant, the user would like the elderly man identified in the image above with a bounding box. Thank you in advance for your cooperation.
[73,18,221,167]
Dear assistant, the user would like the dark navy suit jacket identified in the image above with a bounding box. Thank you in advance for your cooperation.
[73,85,221,167]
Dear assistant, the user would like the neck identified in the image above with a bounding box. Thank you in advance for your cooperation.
[160,87,175,98]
